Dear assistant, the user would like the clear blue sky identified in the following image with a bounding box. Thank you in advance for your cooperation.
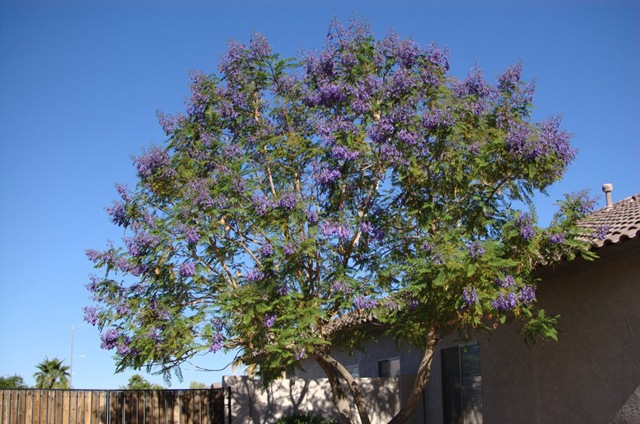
[1,0,638,389]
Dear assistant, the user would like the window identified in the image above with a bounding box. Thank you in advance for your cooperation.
[441,344,483,424]
[378,357,400,378]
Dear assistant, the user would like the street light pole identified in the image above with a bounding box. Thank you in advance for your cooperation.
[70,323,85,388]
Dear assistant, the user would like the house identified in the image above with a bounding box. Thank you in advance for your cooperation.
[225,188,640,423]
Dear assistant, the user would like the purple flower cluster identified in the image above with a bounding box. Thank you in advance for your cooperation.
[462,287,478,308]
[263,313,276,328]
[492,292,518,312]
[596,225,610,240]
[331,145,360,160]
[315,166,341,186]
[209,333,224,353]
[179,262,196,278]
[252,194,274,216]
[283,243,296,255]
[294,347,306,361]
[516,213,536,241]
[125,231,160,257]
[469,241,485,259]
[354,295,377,310]
[550,232,565,244]
[518,285,536,304]
[321,221,352,240]
[133,146,172,179]
[277,192,297,210]
[106,201,129,227]
[116,335,132,356]
[306,210,319,225]
[182,225,200,244]
[245,269,265,282]
[259,243,273,258]
[331,280,351,294]
[422,108,454,130]
[100,328,119,350]
[83,306,98,326]
[496,275,516,288]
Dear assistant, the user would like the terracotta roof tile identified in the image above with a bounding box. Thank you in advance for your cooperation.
[580,194,640,248]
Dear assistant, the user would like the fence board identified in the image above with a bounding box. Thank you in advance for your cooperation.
[1,389,227,424]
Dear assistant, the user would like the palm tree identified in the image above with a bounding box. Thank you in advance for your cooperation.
[34,357,70,389]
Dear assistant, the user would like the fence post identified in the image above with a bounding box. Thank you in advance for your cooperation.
[226,387,231,424]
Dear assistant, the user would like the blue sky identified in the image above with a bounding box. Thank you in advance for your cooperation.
[0,0,638,389]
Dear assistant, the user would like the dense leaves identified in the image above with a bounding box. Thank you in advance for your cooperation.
[86,18,595,423]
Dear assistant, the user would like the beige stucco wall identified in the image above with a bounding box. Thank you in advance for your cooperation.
[480,241,640,424]
[223,375,420,424]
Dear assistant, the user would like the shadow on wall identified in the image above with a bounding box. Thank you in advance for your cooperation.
[223,375,406,424]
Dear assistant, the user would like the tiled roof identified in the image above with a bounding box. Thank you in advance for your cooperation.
[581,194,640,248]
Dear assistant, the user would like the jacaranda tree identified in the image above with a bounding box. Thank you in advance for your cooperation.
[86,19,597,423]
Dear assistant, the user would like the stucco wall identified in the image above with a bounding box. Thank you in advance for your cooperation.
[223,375,420,424]
[480,241,640,424]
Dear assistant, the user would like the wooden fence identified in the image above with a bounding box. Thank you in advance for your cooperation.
[0,388,229,424]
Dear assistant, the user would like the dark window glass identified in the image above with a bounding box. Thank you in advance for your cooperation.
[441,345,483,424]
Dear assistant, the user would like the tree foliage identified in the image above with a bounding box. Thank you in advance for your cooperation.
[0,374,28,389]
[121,374,164,390]
[34,357,70,389]
[86,18,597,423]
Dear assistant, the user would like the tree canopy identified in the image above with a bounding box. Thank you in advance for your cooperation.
[34,357,70,389]
[85,18,597,423]
[0,374,28,389]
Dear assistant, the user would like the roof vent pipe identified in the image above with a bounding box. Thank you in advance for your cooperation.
[602,183,613,208]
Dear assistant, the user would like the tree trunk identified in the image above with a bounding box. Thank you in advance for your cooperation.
[315,354,356,423]
[315,352,373,424]
[388,329,440,424]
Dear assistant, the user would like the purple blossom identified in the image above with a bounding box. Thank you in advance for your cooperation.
[283,243,296,255]
[179,262,196,278]
[492,292,518,311]
[133,145,171,178]
[306,210,318,225]
[516,213,536,241]
[294,347,306,361]
[115,183,131,202]
[550,233,565,244]
[183,225,200,244]
[222,144,243,159]
[125,232,160,257]
[209,333,224,353]
[316,167,341,186]
[148,328,161,343]
[260,243,273,258]
[469,241,485,259]
[252,194,274,216]
[498,62,523,90]
[116,335,132,356]
[462,287,478,308]
[100,328,119,350]
[360,221,374,235]
[397,129,419,146]
[497,275,516,288]
[354,295,377,310]
[232,178,246,193]
[245,269,265,282]
[380,143,404,163]
[106,201,129,227]
[277,192,298,210]
[422,108,454,130]
[331,145,360,160]
[263,313,276,328]
[83,306,98,326]
[596,225,610,240]
[331,280,350,294]
[518,285,536,304]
